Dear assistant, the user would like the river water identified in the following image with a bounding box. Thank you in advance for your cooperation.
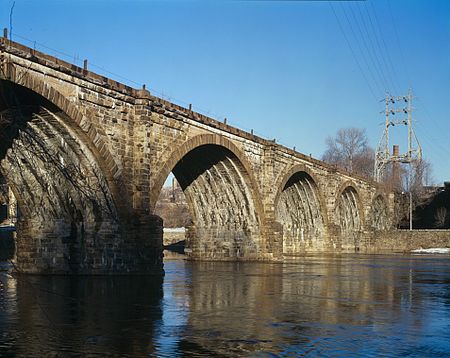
[1,252,450,357]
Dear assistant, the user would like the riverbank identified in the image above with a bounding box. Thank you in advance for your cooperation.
[368,229,450,253]
[163,227,450,257]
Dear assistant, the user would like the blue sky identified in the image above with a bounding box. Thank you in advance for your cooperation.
[1,0,449,183]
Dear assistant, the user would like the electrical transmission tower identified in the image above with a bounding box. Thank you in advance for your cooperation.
[374,89,422,182]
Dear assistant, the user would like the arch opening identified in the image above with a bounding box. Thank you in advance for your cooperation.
[336,186,361,250]
[371,195,389,231]
[275,171,325,254]
[0,80,119,273]
[154,175,191,256]
[155,143,262,259]
[0,173,16,260]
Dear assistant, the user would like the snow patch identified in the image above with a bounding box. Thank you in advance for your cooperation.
[411,248,450,254]
[163,227,186,233]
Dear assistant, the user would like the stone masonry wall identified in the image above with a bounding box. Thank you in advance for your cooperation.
[367,230,450,253]
[0,38,397,272]
[1,39,163,273]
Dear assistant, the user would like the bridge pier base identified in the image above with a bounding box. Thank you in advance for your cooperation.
[185,224,268,260]
[13,214,163,275]
[122,214,164,274]
[184,220,285,261]
[261,219,284,259]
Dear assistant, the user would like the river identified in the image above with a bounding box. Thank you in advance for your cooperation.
[1,252,450,357]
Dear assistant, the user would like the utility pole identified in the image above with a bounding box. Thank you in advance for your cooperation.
[374,89,422,230]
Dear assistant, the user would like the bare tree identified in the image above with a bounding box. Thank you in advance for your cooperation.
[393,158,435,228]
[408,159,435,211]
[322,127,374,178]
[412,158,433,188]
[154,183,191,228]
[434,206,447,228]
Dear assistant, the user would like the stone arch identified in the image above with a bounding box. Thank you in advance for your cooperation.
[151,134,263,215]
[0,77,123,273]
[151,134,264,259]
[370,193,390,230]
[273,164,328,253]
[273,164,328,226]
[2,69,121,186]
[334,181,364,250]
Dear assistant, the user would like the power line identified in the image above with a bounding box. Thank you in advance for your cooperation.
[369,1,405,91]
[348,1,391,94]
[386,0,413,88]
[412,94,450,164]
[357,1,399,94]
[414,120,450,160]
[338,2,385,96]
[415,96,448,135]
[414,115,448,153]
[364,1,402,95]
[328,1,379,101]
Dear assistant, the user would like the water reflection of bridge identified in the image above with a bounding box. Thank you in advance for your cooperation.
[1,256,446,356]
[172,257,430,356]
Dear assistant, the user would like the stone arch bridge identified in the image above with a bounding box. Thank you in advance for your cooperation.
[0,38,394,274]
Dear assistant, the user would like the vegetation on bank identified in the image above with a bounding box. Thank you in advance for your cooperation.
[154,182,191,228]
[322,127,447,229]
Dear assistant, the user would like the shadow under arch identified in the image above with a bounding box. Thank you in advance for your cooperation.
[151,134,264,218]
[0,71,124,210]
[273,164,329,253]
[334,181,364,250]
[151,134,265,259]
[0,77,127,273]
[370,193,390,230]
